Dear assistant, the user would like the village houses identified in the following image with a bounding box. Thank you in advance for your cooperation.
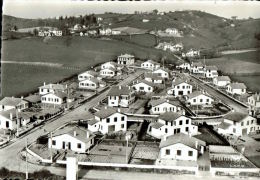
[158,133,206,162]
[213,76,231,87]
[147,112,198,139]
[167,78,193,97]
[152,68,170,79]
[78,70,98,81]
[100,67,117,77]
[107,85,135,107]
[204,66,218,79]
[79,78,99,90]
[226,83,247,95]
[176,61,191,71]
[248,93,260,116]
[39,83,67,96]
[185,91,214,106]
[165,28,181,36]
[149,99,183,114]
[117,54,135,66]
[144,73,164,84]
[48,126,95,153]
[132,79,155,93]
[156,42,183,52]
[218,112,260,137]
[101,61,117,70]
[141,60,160,71]
[0,97,29,112]
[190,62,204,74]
[183,49,200,58]
[99,28,112,36]
[41,91,67,105]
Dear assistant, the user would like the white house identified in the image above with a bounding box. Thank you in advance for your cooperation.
[101,61,117,70]
[78,70,98,81]
[158,133,206,161]
[156,42,183,52]
[185,91,214,106]
[218,112,260,137]
[149,99,183,114]
[107,85,135,107]
[248,93,260,116]
[183,49,200,58]
[213,76,231,87]
[117,54,135,65]
[41,92,67,105]
[165,28,180,35]
[0,97,29,112]
[132,80,155,93]
[99,28,112,35]
[141,60,160,71]
[142,19,150,23]
[39,83,67,96]
[176,62,191,71]
[144,73,164,84]
[94,108,127,134]
[204,66,218,78]
[79,78,99,90]
[147,112,198,139]
[152,68,170,79]
[100,67,116,77]
[226,83,247,95]
[190,62,204,74]
[48,126,95,153]
[167,78,193,96]
[73,24,82,31]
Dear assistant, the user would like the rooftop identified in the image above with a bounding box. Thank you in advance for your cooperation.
[94,107,121,119]
[228,83,247,89]
[107,85,133,96]
[118,54,134,58]
[205,65,218,71]
[150,122,164,129]
[39,83,67,90]
[0,97,28,107]
[224,112,249,122]
[149,98,181,107]
[158,112,184,122]
[186,91,211,99]
[215,76,231,82]
[24,95,41,103]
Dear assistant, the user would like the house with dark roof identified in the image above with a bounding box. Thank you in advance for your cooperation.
[144,73,164,84]
[167,78,193,97]
[147,112,198,139]
[107,85,135,107]
[226,83,247,95]
[141,60,160,70]
[132,79,156,93]
[158,133,206,161]
[48,126,95,153]
[213,76,231,87]
[0,97,29,112]
[94,107,127,134]
[190,61,204,74]
[39,82,67,96]
[78,70,98,81]
[185,91,214,106]
[218,112,260,136]
[117,54,135,66]
[100,67,116,77]
[149,98,183,114]
[204,66,218,78]
[41,91,67,105]
[152,68,170,79]
[79,78,99,90]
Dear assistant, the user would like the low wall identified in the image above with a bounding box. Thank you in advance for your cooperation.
[211,167,260,176]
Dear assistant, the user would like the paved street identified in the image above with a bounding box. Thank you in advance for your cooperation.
[0,70,143,176]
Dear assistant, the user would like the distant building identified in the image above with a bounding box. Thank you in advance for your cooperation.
[165,28,180,35]
[144,73,164,84]
[147,112,198,139]
[41,92,67,105]
[100,67,116,77]
[213,76,231,87]
[142,19,150,23]
[156,42,183,52]
[190,62,204,74]
[185,91,214,106]
[248,93,260,116]
[117,54,135,66]
[99,28,112,35]
[107,85,135,107]
[204,66,218,78]
[183,49,200,58]
[141,60,160,71]
[48,126,95,153]
[152,68,170,79]
[218,112,260,136]
[149,99,183,114]
[101,61,117,70]
[0,97,29,112]
[158,133,206,161]
[226,83,247,95]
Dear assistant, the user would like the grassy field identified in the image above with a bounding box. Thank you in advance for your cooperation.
[1,36,178,98]
[230,75,260,92]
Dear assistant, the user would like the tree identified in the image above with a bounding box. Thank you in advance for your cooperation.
[153,9,158,14]
[13,25,18,31]
[33,28,38,36]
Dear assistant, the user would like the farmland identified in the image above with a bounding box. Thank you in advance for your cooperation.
[1,36,178,98]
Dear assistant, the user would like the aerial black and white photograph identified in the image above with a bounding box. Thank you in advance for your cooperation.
[1,0,260,179]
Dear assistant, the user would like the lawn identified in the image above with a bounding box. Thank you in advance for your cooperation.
[1,36,178,98]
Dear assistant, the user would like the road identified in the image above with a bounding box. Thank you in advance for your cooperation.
[189,74,248,113]
[0,70,143,176]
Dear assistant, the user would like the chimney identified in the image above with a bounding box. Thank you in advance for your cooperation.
[163,135,167,141]
[189,132,192,138]
[21,96,23,100]
[10,113,13,120]
[73,131,77,137]
[128,86,130,90]
[119,86,121,90]
[200,146,204,154]
[118,108,121,113]
[86,131,90,138]
[166,99,169,103]
[12,96,14,99]
[195,141,198,149]
[66,84,68,89]
[50,84,53,88]
[105,106,107,110]
[44,82,46,86]
[182,110,186,116]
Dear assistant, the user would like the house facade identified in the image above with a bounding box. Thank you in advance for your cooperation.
[186,91,214,106]
[190,62,204,74]
[107,86,135,107]
[0,97,29,112]
[79,78,99,90]
[132,80,155,93]
[218,112,260,136]
[158,133,206,161]
[149,99,183,114]
[176,62,191,70]
[78,70,98,81]
[204,66,218,78]
[48,127,95,153]
[101,61,117,70]
[100,67,116,77]
[152,68,169,79]
[39,83,67,96]
[226,83,247,95]
[117,54,135,65]
[41,92,67,105]
[141,60,160,70]
[167,79,193,97]
[213,76,231,87]
[144,73,164,84]
[248,93,260,116]
[147,112,198,139]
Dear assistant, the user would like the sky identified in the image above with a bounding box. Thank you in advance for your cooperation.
[3,0,260,19]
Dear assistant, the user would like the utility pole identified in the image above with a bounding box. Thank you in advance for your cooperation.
[16,108,19,137]
[26,138,28,179]
[50,132,53,162]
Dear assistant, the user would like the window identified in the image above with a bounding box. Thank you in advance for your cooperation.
[193,99,196,102]
[182,86,185,89]
[140,87,144,90]
[233,128,236,133]
[121,124,124,128]
[188,151,193,156]
[114,117,117,122]
[52,140,56,146]
[165,128,168,133]
[241,122,244,126]
[247,121,249,125]
[186,119,189,124]
[148,87,151,91]
[200,99,203,102]
[179,120,182,125]
[177,150,181,156]
[166,149,170,155]
[121,116,125,121]
[77,143,81,149]
[106,118,110,123]
[177,86,180,89]
[251,120,254,124]
[185,127,189,132]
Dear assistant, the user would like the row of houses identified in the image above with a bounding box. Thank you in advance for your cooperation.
[156,42,184,53]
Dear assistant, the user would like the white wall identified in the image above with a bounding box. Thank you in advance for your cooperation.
[41,94,63,105]
[133,83,153,93]
[187,95,214,106]
[100,69,115,77]
[151,102,181,114]
[79,80,98,90]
